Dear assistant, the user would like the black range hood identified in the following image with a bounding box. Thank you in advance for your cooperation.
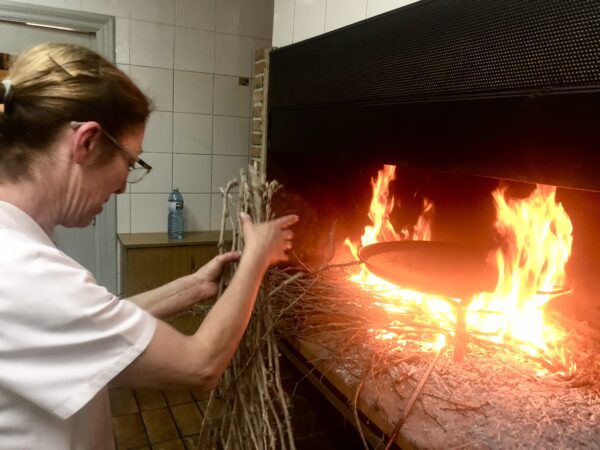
[267,0,600,191]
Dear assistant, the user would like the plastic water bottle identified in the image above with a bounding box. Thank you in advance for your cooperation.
[168,188,184,240]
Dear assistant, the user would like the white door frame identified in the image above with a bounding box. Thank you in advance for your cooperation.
[0,0,118,292]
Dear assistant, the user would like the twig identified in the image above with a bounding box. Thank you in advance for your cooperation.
[268,271,306,298]
[384,347,443,450]
[353,375,370,450]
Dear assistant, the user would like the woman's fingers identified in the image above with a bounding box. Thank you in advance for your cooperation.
[240,212,254,233]
[276,214,299,229]
[219,250,242,264]
[238,212,299,266]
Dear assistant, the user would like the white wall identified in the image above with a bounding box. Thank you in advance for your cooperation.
[273,0,419,47]
[11,0,274,234]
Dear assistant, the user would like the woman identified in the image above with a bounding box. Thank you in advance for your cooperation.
[0,42,297,449]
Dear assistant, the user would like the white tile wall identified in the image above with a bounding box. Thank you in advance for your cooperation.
[9,0,273,237]
[175,0,216,30]
[173,154,213,193]
[253,0,275,39]
[115,17,130,64]
[213,75,251,117]
[130,194,168,232]
[82,0,131,18]
[131,0,175,25]
[174,71,213,114]
[175,28,215,73]
[216,0,254,36]
[213,115,250,156]
[273,0,294,47]
[32,0,82,10]
[366,0,419,17]
[211,155,249,193]
[184,194,212,231]
[130,65,174,111]
[130,20,174,69]
[173,113,213,155]
[144,111,173,153]
[325,0,367,32]
[215,33,256,77]
[273,0,421,46]
[292,0,326,43]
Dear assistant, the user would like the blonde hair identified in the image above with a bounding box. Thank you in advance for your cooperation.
[0,42,152,181]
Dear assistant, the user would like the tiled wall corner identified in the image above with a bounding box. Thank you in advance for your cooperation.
[272,0,420,47]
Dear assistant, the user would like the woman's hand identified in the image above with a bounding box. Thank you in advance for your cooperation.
[240,213,299,269]
[190,213,298,303]
[192,251,241,300]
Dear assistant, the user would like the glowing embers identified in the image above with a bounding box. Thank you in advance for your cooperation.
[344,165,574,374]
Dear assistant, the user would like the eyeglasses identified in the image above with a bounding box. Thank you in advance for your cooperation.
[70,121,152,183]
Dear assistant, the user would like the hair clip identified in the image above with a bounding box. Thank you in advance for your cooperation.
[2,79,14,114]
[48,54,74,78]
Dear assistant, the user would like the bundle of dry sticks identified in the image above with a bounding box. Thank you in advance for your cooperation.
[192,165,295,450]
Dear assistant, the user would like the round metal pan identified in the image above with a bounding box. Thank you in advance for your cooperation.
[358,240,498,298]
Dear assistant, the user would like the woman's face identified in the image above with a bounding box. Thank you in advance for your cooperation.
[64,125,145,228]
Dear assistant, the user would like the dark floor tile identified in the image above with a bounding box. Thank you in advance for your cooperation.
[182,434,198,450]
[112,413,148,449]
[150,438,186,450]
[141,408,180,444]
[190,388,211,404]
[183,434,219,450]
[195,394,223,419]
[171,402,203,436]
[163,389,193,406]
[136,389,167,411]
[110,388,139,416]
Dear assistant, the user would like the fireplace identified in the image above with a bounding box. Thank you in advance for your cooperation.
[267,0,600,325]
[265,0,600,448]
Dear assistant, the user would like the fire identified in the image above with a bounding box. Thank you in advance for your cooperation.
[345,165,434,254]
[469,185,573,362]
[345,166,574,373]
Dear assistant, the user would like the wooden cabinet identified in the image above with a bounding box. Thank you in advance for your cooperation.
[118,231,222,297]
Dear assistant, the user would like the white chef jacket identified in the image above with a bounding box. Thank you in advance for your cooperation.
[0,201,157,449]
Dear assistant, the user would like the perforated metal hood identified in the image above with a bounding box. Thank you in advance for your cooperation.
[267,0,600,190]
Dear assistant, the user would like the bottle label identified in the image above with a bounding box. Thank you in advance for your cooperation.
[169,201,184,211]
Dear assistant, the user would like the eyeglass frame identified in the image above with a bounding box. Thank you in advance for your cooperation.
[70,121,152,183]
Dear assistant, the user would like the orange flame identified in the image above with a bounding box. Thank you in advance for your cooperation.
[469,185,573,364]
[345,166,574,373]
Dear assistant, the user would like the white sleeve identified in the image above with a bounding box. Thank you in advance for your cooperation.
[0,238,157,419]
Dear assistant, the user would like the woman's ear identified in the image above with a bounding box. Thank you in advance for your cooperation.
[71,121,102,165]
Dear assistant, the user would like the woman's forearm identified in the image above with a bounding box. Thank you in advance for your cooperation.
[114,249,268,389]
[188,251,267,378]
[126,274,208,319]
